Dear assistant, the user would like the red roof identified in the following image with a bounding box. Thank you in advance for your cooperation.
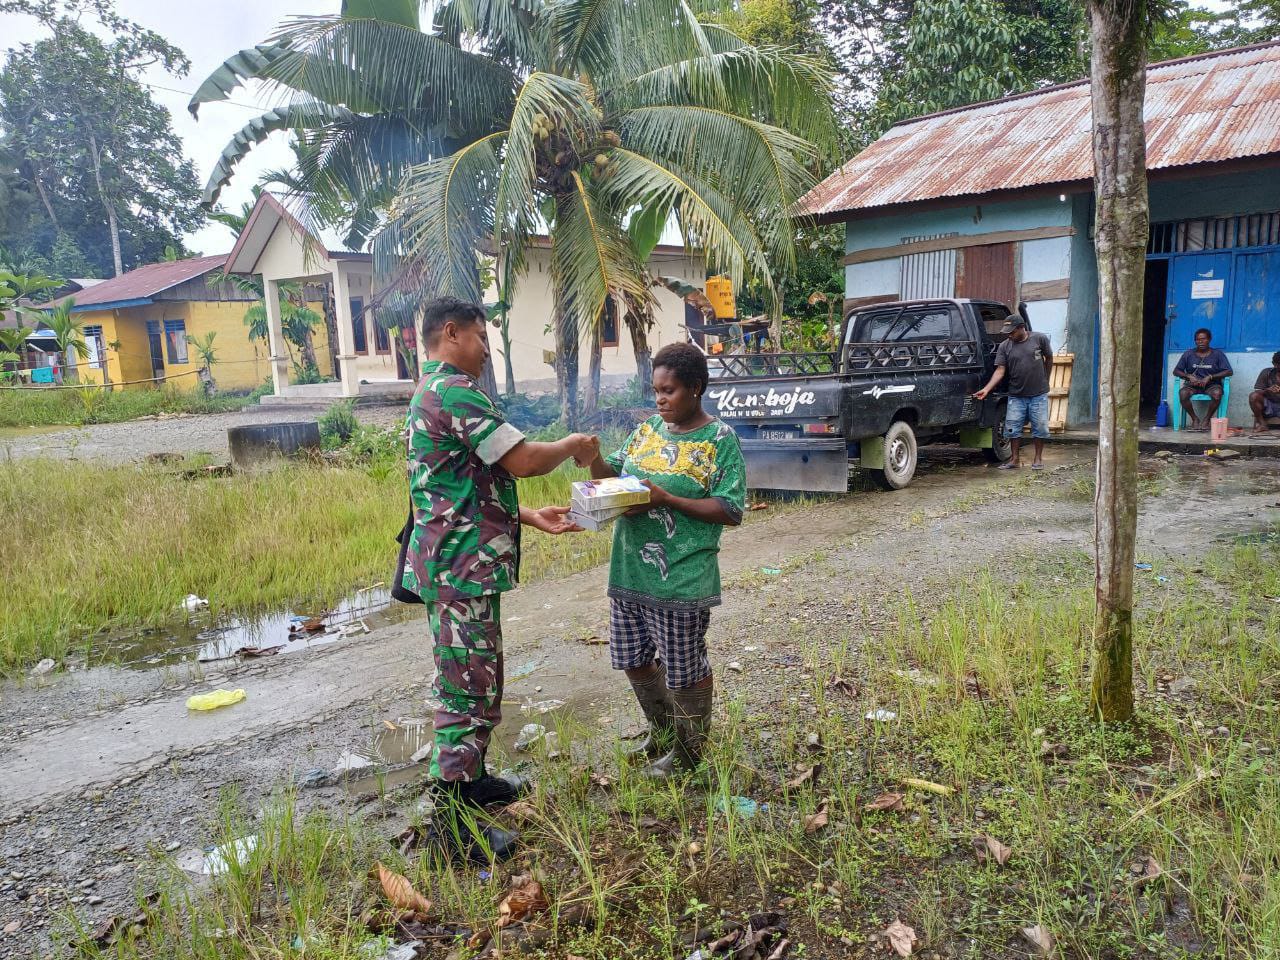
[801,40,1280,221]
[61,255,229,309]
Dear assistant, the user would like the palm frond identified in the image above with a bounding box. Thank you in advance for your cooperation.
[434,0,541,67]
[187,43,293,118]
[201,104,355,208]
[548,171,651,345]
[375,133,506,306]
[265,16,516,136]
[617,104,814,271]
[493,71,599,256]
[621,39,837,153]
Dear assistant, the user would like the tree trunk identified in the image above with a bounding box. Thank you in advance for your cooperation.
[322,284,341,380]
[1087,0,1149,723]
[554,291,580,429]
[500,314,516,396]
[583,327,603,416]
[624,294,655,404]
[31,168,59,229]
[86,133,123,276]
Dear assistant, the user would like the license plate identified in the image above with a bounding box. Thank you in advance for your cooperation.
[759,429,799,440]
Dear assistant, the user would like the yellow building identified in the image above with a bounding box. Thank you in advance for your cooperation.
[54,255,335,392]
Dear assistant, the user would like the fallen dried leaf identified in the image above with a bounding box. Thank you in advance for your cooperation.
[864,792,906,813]
[802,803,829,835]
[502,800,539,821]
[383,719,398,731]
[590,771,613,790]
[786,764,820,789]
[1133,855,1163,885]
[749,501,769,511]
[1021,924,1054,956]
[973,833,1012,867]
[497,873,549,928]
[575,633,607,645]
[375,862,432,914]
[884,918,918,957]
[1040,742,1069,760]
[902,777,953,796]
[828,676,858,697]
[468,928,491,949]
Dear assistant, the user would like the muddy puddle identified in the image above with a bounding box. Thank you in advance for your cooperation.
[0,424,75,440]
[94,586,417,670]
[340,694,588,796]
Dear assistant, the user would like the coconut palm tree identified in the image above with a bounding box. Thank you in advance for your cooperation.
[191,0,835,424]
[44,299,87,383]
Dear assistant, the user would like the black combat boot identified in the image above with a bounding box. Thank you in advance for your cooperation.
[644,683,713,780]
[623,662,675,760]
[458,749,531,807]
[427,780,520,864]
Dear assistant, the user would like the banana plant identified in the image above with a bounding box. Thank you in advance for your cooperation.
[191,0,836,425]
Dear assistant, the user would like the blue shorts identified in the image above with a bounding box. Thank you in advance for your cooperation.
[1005,393,1051,440]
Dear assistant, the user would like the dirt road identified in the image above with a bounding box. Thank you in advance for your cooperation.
[0,403,405,463]
[3,443,1278,954]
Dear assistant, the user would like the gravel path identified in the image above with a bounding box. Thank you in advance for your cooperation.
[0,404,407,464]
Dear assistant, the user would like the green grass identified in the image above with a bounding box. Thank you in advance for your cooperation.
[0,457,613,673]
[0,383,264,428]
[60,540,1280,959]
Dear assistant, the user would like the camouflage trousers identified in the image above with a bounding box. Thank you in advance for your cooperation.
[427,594,503,782]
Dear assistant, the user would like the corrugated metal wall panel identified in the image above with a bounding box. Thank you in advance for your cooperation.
[900,234,957,299]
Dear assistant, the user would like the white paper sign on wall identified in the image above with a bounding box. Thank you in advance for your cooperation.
[1191,279,1225,299]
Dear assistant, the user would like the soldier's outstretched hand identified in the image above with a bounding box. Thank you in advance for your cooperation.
[523,505,583,534]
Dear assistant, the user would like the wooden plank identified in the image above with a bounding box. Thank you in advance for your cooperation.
[842,225,1075,266]
[957,242,1017,307]
[1021,278,1071,301]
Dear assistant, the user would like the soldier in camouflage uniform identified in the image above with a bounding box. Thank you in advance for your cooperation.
[405,297,597,863]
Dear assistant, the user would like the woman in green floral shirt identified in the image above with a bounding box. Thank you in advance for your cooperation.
[588,342,746,778]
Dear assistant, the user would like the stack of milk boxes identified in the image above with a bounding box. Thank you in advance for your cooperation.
[567,476,650,531]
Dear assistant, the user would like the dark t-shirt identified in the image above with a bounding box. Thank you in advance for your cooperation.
[1254,367,1280,392]
[994,332,1052,397]
[1175,347,1232,381]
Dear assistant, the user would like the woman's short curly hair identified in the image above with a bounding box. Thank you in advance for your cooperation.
[652,341,709,394]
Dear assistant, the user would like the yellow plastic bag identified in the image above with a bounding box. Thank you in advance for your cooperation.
[186,688,247,711]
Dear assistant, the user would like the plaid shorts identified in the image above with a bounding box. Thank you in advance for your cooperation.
[608,597,712,689]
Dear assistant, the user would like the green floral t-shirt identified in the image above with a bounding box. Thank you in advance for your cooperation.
[605,415,746,610]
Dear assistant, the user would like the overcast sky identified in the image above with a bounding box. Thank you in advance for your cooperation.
[0,1,342,256]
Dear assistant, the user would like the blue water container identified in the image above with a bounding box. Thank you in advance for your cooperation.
[1154,400,1170,428]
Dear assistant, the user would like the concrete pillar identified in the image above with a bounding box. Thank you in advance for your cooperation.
[262,278,291,396]
[331,265,360,398]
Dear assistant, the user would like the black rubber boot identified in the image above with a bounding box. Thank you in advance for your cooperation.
[624,662,675,761]
[427,780,520,864]
[462,749,531,807]
[644,683,713,780]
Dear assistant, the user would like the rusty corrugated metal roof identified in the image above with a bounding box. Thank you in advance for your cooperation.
[802,41,1280,220]
[58,255,229,310]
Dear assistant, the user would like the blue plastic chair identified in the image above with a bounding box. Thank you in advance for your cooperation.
[1171,377,1230,431]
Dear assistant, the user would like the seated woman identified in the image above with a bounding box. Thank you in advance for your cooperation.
[587,342,746,779]
[1173,327,1232,431]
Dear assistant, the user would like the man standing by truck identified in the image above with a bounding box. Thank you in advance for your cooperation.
[973,315,1053,470]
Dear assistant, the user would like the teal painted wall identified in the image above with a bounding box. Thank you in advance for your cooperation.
[844,194,1074,253]
[1067,194,1098,424]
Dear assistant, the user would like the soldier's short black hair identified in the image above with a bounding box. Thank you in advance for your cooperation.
[653,341,709,395]
[422,296,485,346]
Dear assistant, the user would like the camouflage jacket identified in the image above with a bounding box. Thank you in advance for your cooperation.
[403,360,526,602]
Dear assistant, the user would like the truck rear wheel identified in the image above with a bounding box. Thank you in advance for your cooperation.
[875,420,918,490]
[984,417,1014,463]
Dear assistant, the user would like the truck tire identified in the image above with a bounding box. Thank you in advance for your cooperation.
[876,420,918,490]
[984,417,1014,463]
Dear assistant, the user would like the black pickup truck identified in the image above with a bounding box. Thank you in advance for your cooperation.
[702,298,1024,492]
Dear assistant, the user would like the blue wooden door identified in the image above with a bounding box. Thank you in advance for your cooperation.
[1166,253,1233,354]
[1232,250,1280,350]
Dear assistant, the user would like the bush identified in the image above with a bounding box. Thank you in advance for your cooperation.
[318,400,359,449]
